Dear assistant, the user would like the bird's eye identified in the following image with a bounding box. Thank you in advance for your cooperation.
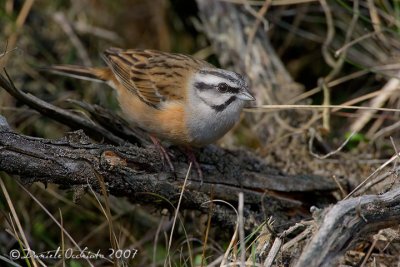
[218,83,229,93]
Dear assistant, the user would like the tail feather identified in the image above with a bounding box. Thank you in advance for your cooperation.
[40,65,107,83]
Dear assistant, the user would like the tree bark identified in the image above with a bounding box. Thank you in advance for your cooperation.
[0,116,338,228]
[295,185,400,267]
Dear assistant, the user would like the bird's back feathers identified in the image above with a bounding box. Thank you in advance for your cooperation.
[102,48,212,108]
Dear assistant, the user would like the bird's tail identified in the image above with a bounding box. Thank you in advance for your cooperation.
[41,65,109,83]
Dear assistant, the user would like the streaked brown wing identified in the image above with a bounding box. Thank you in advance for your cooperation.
[102,48,212,108]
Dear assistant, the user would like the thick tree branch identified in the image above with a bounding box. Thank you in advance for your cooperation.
[0,120,338,227]
[295,186,400,267]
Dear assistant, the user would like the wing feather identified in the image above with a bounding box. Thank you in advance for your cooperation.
[102,48,212,108]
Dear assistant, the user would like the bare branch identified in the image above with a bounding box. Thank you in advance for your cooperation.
[295,186,400,267]
[0,115,339,228]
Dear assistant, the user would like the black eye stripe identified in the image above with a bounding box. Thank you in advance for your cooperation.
[195,82,214,91]
[225,86,239,94]
[196,82,240,94]
[218,83,240,94]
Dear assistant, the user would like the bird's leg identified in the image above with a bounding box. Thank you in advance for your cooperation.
[182,145,203,185]
[149,135,175,173]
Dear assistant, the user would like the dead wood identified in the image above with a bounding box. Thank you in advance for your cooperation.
[295,185,400,267]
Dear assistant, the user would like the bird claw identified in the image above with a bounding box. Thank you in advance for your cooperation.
[149,135,175,175]
[183,146,203,186]
[149,136,203,184]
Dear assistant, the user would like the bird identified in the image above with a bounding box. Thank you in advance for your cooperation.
[44,47,255,179]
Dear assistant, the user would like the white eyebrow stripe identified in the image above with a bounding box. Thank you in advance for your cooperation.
[198,74,238,88]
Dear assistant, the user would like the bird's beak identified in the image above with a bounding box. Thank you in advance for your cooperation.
[237,89,255,101]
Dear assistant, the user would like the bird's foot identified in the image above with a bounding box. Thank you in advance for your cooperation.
[183,146,203,186]
[149,135,175,174]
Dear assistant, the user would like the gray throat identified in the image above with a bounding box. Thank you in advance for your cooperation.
[186,95,244,145]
